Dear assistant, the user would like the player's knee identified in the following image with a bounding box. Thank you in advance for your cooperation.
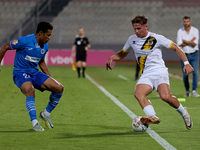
[134,92,144,101]
[57,84,64,94]
[60,84,64,93]
[160,93,170,102]
[22,86,35,97]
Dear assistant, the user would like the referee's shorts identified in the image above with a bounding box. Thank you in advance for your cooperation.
[76,53,87,62]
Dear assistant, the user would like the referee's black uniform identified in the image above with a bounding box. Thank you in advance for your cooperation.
[73,36,90,78]
[74,37,90,62]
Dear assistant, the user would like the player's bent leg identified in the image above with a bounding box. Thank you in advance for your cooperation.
[182,110,193,130]
[40,92,63,129]
[21,81,35,97]
[41,77,64,94]
[21,82,44,130]
[175,103,193,130]
[40,77,64,129]
[135,84,160,125]
[134,84,152,109]
[157,83,180,108]
[158,83,193,130]
[40,111,53,129]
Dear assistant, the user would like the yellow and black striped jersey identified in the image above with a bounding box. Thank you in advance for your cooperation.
[123,32,173,75]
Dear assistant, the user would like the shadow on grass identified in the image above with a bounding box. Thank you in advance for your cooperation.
[58,131,146,139]
[0,129,40,133]
[57,131,148,139]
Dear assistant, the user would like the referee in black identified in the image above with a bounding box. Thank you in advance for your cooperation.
[71,27,91,78]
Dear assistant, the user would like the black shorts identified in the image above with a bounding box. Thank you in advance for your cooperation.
[76,53,87,62]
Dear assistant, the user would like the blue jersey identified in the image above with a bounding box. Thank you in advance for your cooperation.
[10,34,48,74]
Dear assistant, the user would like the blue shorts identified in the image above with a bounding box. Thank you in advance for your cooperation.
[13,71,50,91]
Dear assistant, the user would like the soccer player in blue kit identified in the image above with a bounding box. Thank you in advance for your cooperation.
[0,21,64,131]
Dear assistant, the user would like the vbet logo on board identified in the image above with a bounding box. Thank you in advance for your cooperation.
[50,55,73,65]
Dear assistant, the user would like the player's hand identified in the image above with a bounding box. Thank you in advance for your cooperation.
[183,64,194,75]
[106,58,113,70]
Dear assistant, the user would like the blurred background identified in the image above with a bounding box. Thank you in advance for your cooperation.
[0,0,200,61]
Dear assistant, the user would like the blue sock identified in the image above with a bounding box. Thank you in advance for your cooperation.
[26,96,37,121]
[46,93,63,113]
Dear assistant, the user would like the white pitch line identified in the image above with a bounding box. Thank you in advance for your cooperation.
[86,73,177,150]
[169,73,200,85]
[118,75,130,81]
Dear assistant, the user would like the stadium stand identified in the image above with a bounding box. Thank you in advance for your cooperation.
[0,0,200,53]
[0,0,39,42]
[49,0,200,46]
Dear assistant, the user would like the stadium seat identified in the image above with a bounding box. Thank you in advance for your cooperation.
[0,1,37,43]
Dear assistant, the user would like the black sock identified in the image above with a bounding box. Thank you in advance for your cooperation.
[77,67,81,78]
[82,67,86,77]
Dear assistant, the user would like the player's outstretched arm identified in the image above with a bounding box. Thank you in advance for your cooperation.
[106,49,129,70]
[170,43,194,75]
[0,43,12,71]
[39,58,51,76]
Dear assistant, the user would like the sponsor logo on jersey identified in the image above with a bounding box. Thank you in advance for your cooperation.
[25,55,41,63]
[141,36,157,50]
[132,41,136,44]
[12,40,18,45]
[138,55,147,74]
[35,43,40,48]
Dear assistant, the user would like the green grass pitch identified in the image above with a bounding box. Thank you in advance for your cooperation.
[0,63,200,150]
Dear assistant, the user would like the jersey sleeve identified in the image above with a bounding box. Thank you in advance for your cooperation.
[157,34,173,49]
[122,36,131,53]
[43,44,49,58]
[86,37,90,45]
[73,38,77,45]
[10,36,28,50]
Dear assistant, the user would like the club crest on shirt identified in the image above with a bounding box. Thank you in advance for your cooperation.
[12,40,18,45]
[41,49,45,54]
[141,36,157,50]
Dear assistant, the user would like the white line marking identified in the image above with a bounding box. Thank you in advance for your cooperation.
[169,73,200,85]
[86,73,177,150]
[118,75,130,81]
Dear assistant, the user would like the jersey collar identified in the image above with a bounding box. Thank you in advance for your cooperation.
[33,34,44,48]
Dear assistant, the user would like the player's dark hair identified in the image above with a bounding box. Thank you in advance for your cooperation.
[183,16,191,20]
[36,21,53,33]
[131,15,148,25]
